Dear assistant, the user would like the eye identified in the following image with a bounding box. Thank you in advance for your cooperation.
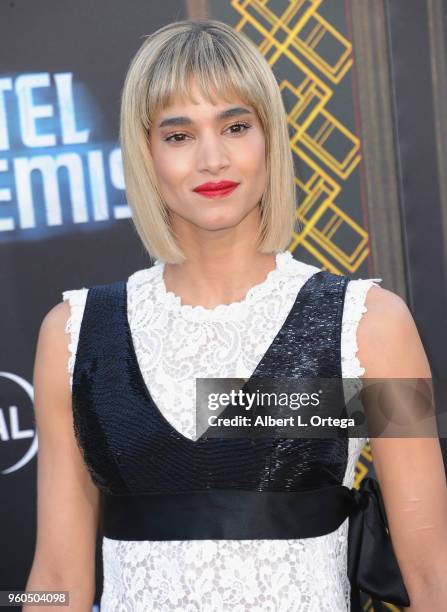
[163,121,252,143]
[226,121,251,134]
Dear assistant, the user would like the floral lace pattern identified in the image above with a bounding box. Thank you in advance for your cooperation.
[62,252,382,611]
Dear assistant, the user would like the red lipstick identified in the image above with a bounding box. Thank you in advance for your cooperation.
[193,180,240,199]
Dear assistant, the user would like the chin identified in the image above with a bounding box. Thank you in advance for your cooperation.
[180,208,248,231]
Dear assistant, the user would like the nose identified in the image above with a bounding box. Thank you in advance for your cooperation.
[196,132,230,173]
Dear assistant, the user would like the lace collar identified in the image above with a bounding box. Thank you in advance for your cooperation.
[138,250,306,321]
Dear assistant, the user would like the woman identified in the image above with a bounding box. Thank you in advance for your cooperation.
[27,18,447,612]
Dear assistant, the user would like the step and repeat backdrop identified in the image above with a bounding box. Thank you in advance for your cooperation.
[1,1,446,610]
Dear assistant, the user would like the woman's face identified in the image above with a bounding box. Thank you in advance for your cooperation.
[148,78,267,239]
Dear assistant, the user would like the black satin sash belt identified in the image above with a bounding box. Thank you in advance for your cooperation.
[101,477,410,610]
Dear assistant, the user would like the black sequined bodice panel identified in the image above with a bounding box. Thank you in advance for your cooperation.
[72,268,350,496]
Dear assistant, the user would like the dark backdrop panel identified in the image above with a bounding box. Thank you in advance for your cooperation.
[385,0,447,465]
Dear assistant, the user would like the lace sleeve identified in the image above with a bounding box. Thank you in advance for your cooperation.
[61,288,89,390]
[341,277,382,468]
[341,277,383,378]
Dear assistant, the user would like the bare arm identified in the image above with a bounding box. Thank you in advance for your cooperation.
[24,300,99,611]
[358,286,447,611]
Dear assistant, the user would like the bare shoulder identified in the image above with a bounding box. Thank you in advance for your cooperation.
[356,284,432,378]
[40,299,71,334]
[34,300,73,408]
[37,299,73,359]
[359,284,410,333]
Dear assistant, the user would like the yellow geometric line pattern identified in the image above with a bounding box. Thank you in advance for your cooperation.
[232,0,368,275]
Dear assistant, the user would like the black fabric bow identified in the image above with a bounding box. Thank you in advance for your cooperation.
[347,476,410,611]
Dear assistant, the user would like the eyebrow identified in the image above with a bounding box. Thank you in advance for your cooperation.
[157,106,254,129]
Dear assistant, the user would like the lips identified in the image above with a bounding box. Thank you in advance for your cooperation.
[193,181,240,198]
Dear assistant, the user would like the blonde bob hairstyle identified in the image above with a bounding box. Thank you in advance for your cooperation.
[120,18,299,264]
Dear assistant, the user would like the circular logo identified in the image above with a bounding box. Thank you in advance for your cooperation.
[0,371,37,475]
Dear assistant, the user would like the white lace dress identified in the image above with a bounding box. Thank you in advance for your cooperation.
[62,251,382,612]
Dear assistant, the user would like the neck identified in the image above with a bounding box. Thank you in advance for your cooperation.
[162,249,280,309]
